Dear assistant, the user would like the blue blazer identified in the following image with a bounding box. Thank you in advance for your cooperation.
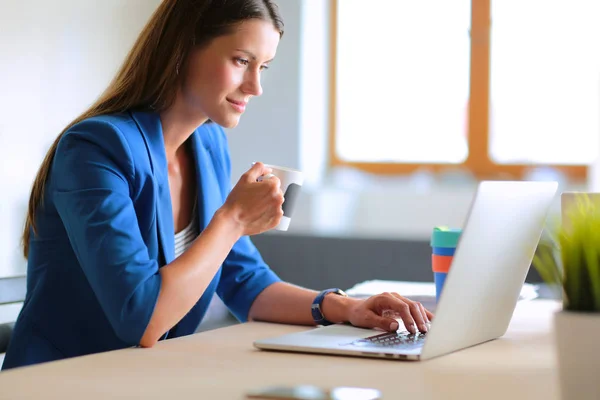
[2,111,280,370]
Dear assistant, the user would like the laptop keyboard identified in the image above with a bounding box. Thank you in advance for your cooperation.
[348,331,427,350]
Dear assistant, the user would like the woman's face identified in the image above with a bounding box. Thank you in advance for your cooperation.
[182,19,280,128]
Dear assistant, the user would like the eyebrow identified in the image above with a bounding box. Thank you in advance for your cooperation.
[236,49,274,64]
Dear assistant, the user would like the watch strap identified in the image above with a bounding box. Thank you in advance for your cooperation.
[311,288,347,326]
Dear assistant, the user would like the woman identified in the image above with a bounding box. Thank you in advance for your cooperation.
[2,0,432,370]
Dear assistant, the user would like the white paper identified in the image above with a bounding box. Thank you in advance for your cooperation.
[346,279,539,302]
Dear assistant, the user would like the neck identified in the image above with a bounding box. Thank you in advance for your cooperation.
[159,95,208,162]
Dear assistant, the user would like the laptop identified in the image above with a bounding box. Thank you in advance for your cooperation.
[254,181,558,361]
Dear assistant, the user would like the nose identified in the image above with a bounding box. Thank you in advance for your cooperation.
[241,69,263,97]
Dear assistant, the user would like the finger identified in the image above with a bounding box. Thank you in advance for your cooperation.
[256,209,281,232]
[245,162,272,182]
[273,190,284,207]
[262,178,283,204]
[389,293,428,333]
[376,293,418,334]
[409,302,428,332]
[362,311,399,332]
[423,306,434,321]
[269,209,284,229]
[266,175,282,190]
[256,173,275,183]
[419,303,430,324]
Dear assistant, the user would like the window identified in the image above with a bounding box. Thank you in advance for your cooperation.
[330,0,599,180]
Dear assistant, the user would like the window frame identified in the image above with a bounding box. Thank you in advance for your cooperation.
[328,0,587,181]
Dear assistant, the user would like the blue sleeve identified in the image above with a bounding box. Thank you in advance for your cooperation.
[217,237,282,322]
[210,125,281,322]
[52,120,161,345]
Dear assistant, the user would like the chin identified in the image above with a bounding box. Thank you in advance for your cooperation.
[209,113,241,129]
[220,119,240,129]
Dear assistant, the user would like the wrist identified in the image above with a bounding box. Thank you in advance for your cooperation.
[212,206,244,239]
[320,293,359,324]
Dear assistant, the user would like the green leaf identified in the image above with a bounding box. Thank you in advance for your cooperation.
[534,193,600,312]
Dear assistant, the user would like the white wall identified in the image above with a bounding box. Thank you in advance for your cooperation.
[0,0,161,277]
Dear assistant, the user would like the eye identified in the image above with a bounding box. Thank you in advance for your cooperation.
[260,64,270,71]
[235,57,249,66]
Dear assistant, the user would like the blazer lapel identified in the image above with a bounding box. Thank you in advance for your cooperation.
[130,111,175,265]
[190,130,221,231]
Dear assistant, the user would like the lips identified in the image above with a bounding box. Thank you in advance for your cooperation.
[227,98,247,113]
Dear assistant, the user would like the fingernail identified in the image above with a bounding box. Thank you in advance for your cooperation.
[420,324,428,333]
[408,323,416,333]
[389,321,399,331]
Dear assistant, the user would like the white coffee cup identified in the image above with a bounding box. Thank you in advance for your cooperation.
[255,163,304,231]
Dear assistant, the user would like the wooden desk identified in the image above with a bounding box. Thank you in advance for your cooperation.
[0,300,560,400]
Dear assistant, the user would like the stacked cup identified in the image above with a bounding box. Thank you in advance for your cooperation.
[430,226,462,303]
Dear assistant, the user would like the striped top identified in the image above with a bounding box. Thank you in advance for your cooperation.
[174,211,199,258]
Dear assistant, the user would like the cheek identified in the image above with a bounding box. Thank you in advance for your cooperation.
[183,58,244,106]
[196,62,241,96]
[213,64,243,94]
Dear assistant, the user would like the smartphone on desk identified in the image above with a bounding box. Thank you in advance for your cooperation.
[245,385,382,400]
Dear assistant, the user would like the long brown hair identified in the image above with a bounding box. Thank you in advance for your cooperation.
[22,0,284,258]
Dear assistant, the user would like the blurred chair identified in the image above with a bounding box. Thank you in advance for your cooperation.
[0,275,26,367]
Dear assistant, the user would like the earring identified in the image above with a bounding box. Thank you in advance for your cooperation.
[176,61,180,75]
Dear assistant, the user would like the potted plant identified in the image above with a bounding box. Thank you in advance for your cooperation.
[532,192,600,400]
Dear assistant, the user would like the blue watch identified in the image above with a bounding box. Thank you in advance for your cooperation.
[311,288,348,326]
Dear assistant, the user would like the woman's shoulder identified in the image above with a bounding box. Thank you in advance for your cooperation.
[57,112,140,155]
[66,112,137,139]
[54,113,139,178]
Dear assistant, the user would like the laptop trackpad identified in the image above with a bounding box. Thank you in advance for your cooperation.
[305,325,382,340]
[256,325,380,349]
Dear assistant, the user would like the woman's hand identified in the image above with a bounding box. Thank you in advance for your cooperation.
[330,292,434,334]
[220,162,284,236]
